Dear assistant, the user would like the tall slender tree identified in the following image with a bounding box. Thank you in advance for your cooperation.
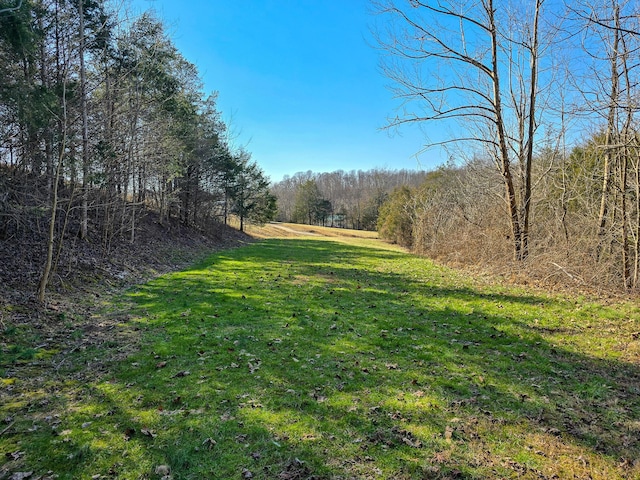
[375,0,549,260]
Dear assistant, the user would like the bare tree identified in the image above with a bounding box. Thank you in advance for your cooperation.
[374,0,549,260]
[568,0,640,288]
[593,4,622,257]
[37,56,70,303]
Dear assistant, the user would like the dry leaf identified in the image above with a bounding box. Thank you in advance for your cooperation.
[444,426,453,443]
[155,465,171,476]
[9,473,33,480]
[248,361,261,374]
[241,468,254,478]
[5,451,25,461]
[141,428,157,438]
[203,437,217,449]
[401,435,423,448]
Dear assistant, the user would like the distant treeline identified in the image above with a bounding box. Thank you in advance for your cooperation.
[270,169,427,231]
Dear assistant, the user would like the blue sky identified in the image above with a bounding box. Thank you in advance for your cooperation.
[129,0,445,182]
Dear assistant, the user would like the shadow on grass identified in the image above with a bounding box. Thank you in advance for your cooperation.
[5,238,639,479]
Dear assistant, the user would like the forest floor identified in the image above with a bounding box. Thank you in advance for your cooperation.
[1,211,252,313]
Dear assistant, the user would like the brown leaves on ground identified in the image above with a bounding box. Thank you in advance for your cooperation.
[277,458,318,480]
[202,437,217,449]
[8,473,33,480]
[140,428,157,438]
[367,426,423,449]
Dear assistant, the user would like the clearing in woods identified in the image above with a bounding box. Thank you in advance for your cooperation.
[1,223,639,479]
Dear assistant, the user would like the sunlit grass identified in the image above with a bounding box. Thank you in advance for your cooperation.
[1,237,640,479]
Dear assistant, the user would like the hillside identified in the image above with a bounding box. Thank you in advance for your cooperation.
[0,210,253,317]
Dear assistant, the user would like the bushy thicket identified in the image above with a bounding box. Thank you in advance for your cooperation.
[378,141,640,293]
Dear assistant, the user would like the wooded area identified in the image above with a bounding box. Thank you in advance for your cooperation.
[4,0,640,297]
[371,0,640,293]
[270,169,427,230]
[0,0,275,300]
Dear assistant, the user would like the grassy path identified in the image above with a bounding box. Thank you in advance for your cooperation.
[2,235,640,479]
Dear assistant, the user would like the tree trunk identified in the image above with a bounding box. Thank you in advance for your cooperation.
[596,6,620,259]
[488,0,523,260]
[620,147,630,287]
[38,156,62,302]
[620,31,633,288]
[79,0,89,240]
[634,143,640,287]
[38,86,68,302]
[521,0,543,260]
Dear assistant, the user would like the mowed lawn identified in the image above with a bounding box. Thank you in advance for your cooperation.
[2,235,640,479]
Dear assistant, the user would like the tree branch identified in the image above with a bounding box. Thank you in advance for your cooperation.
[0,0,22,14]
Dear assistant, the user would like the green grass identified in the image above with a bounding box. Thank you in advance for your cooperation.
[2,238,640,479]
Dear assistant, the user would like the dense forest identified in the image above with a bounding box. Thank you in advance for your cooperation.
[0,0,275,300]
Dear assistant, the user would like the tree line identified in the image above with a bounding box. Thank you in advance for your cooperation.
[270,168,427,230]
[0,0,275,300]
[373,0,640,292]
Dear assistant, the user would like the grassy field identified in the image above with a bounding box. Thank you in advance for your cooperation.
[2,226,640,479]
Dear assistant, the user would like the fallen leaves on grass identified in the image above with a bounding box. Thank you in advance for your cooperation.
[155,464,171,479]
[140,428,157,438]
[278,458,313,480]
[202,437,217,449]
[241,467,254,478]
[5,451,25,461]
[248,361,261,374]
[123,427,135,441]
[8,473,33,480]
[445,425,454,443]
[368,426,423,449]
